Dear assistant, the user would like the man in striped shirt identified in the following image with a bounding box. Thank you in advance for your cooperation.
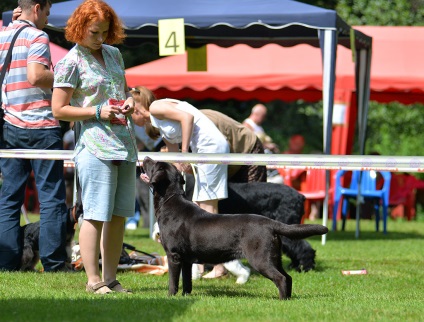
[0,0,68,272]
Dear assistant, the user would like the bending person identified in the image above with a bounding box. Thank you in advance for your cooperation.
[201,109,266,183]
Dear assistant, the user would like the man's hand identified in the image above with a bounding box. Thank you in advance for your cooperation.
[12,7,22,21]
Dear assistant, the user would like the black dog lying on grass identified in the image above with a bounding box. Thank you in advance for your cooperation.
[141,157,328,300]
[19,203,83,271]
[179,174,317,272]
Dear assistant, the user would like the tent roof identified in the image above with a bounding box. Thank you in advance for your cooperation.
[2,0,371,49]
[126,26,424,105]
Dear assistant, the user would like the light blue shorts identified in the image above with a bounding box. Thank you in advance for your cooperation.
[75,148,136,221]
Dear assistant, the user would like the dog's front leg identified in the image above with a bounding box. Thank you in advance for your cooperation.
[167,254,182,296]
[181,261,193,295]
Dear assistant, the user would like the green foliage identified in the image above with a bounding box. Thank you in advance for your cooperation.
[336,0,424,25]
[0,0,19,14]
[365,101,424,179]
[366,101,424,156]
[190,99,324,154]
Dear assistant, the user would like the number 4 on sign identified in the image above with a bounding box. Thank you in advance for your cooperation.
[158,18,185,56]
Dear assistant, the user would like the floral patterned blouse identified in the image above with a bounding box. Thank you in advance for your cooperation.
[53,44,137,162]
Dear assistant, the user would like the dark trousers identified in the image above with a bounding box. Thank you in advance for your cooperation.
[0,123,68,271]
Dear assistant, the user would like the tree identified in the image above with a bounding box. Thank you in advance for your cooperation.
[336,0,424,25]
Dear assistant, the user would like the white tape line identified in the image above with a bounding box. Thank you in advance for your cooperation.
[1,149,424,172]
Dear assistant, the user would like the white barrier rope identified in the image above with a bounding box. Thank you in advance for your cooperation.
[1,149,424,172]
[3,149,422,245]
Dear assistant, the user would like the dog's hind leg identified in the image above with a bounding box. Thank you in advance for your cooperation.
[181,261,193,295]
[277,262,292,299]
[248,258,291,300]
[245,239,292,300]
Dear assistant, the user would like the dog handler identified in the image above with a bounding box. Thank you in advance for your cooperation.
[52,0,136,294]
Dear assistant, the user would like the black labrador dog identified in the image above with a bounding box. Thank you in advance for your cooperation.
[140,173,318,272]
[142,157,328,300]
[19,203,83,271]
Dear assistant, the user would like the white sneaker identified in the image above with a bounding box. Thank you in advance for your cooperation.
[192,264,203,280]
[125,222,137,230]
[223,260,251,284]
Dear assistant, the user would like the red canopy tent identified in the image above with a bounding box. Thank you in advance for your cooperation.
[126,26,424,154]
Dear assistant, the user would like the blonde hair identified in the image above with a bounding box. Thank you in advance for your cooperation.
[130,87,161,140]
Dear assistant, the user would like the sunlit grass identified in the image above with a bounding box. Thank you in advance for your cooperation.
[1,215,422,322]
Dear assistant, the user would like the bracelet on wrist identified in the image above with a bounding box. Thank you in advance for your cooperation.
[95,105,102,121]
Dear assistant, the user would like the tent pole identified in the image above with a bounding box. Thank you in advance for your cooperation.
[355,47,372,239]
[320,29,337,245]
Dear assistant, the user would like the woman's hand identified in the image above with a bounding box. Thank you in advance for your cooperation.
[120,97,135,116]
[140,173,150,184]
[174,162,193,174]
[100,104,123,120]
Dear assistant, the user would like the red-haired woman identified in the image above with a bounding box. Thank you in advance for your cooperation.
[52,0,136,294]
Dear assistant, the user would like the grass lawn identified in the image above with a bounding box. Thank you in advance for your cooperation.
[0,216,423,322]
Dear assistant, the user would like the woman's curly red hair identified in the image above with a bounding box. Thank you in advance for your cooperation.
[65,0,125,45]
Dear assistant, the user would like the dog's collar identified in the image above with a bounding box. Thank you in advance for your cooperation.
[155,192,183,214]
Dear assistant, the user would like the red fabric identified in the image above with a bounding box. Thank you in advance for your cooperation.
[126,27,424,105]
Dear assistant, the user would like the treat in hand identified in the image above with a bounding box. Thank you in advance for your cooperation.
[108,99,127,125]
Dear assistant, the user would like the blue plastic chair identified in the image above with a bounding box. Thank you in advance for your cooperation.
[332,170,391,233]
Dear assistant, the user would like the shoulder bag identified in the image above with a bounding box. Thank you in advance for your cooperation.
[0,25,29,142]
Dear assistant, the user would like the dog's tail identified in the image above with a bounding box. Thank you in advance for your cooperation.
[274,223,328,239]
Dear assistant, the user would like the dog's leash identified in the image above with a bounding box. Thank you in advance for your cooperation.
[122,242,156,259]
[124,118,145,174]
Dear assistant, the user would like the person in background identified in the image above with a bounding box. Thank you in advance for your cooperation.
[134,86,250,284]
[281,134,306,189]
[52,0,137,294]
[0,0,69,272]
[242,103,279,153]
[201,109,267,183]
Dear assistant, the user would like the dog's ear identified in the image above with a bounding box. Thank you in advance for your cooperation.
[180,174,185,185]
[150,171,161,185]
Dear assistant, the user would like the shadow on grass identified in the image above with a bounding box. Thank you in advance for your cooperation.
[194,283,293,300]
[1,298,196,322]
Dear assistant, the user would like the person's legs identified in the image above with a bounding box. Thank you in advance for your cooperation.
[0,123,32,270]
[31,128,68,272]
[198,199,227,278]
[197,199,218,214]
[101,215,126,288]
[0,157,29,270]
[76,148,120,293]
[79,219,108,291]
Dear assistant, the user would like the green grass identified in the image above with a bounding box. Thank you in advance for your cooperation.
[1,216,423,322]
